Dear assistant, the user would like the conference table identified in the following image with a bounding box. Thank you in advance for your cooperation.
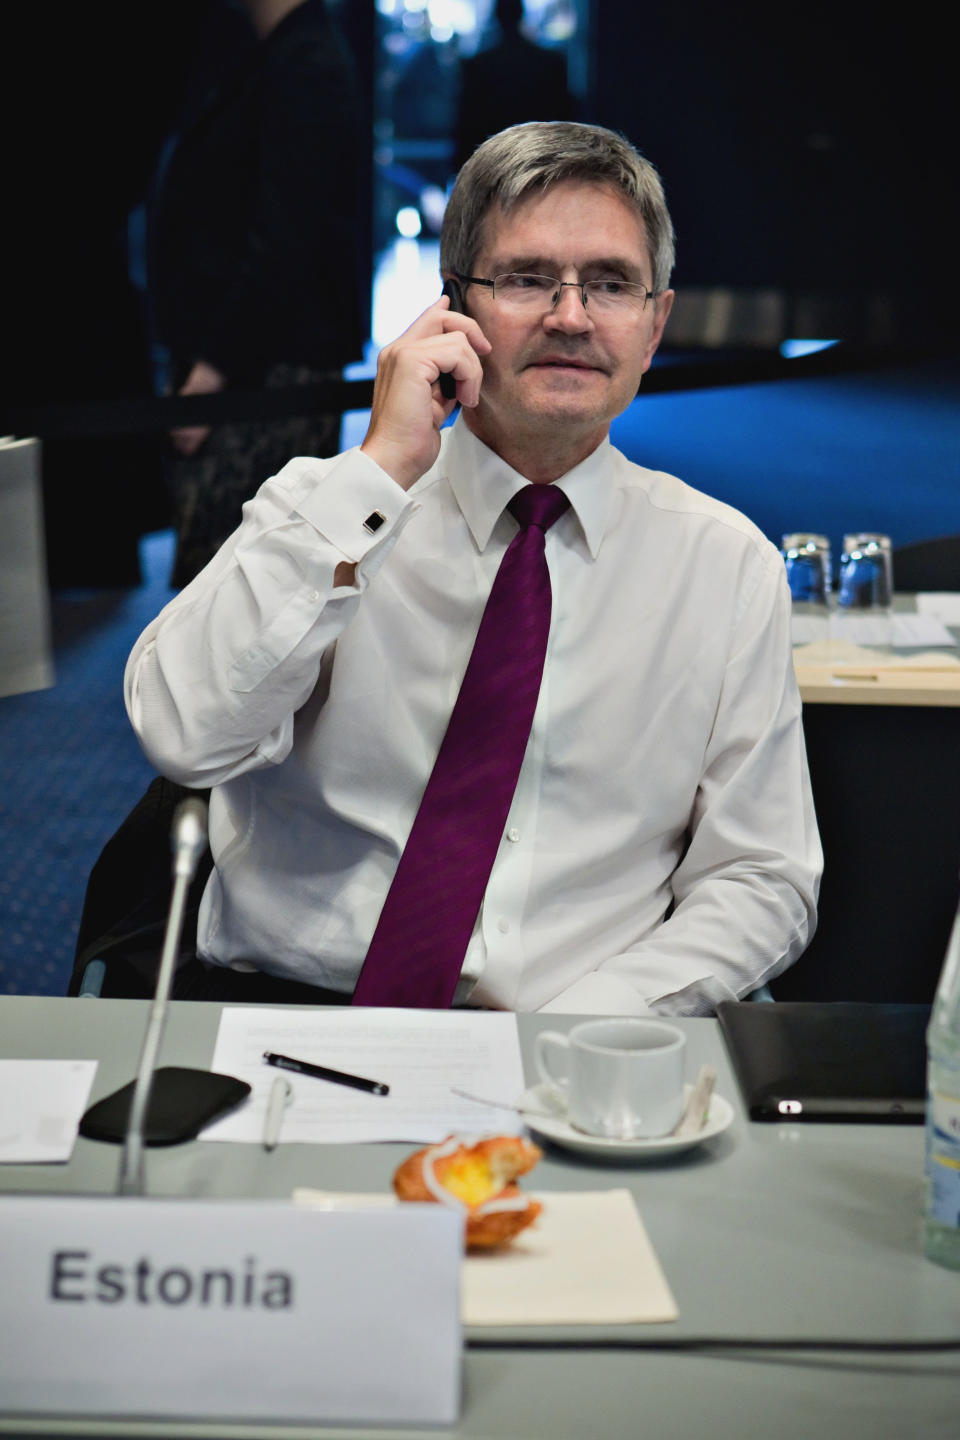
[1,997,957,1440]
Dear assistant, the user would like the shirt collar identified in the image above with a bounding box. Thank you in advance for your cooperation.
[441,416,613,559]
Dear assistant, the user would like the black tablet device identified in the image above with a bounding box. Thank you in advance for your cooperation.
[717,1001,930,1123]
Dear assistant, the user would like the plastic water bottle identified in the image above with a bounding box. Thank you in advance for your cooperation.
[923,890,960,1268]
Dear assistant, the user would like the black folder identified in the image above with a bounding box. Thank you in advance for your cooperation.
[717,1001,930,1123]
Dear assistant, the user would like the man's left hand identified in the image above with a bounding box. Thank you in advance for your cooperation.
[170,360,226,456]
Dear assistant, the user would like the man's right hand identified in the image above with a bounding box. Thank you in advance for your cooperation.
[360,297,491,490]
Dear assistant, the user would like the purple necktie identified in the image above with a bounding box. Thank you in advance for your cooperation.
[352,484,570,1008]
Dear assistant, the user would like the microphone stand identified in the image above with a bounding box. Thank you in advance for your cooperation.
[118,800,207,1196]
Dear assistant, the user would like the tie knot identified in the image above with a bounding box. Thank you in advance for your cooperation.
[507,484,571,533]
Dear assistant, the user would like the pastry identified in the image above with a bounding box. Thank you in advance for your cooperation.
[393,1134,543,1249]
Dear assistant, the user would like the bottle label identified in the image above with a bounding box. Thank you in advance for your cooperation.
[926,1088,960,1229]
[931,1090,960,1143]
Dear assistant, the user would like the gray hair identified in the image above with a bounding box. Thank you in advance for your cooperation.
[440,121,676,295]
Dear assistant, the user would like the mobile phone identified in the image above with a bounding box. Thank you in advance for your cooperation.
[80,1067,251,1145]
[438,279,465,400]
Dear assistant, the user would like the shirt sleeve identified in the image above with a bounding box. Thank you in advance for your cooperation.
[538,555,822,1016]
[125,449,417,787]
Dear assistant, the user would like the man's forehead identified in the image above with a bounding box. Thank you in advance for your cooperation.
[473,182,652,280]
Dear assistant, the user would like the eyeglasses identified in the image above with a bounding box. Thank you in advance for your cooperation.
[455,271,657,314]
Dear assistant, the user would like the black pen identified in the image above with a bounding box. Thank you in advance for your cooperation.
[263,1050,389,1096]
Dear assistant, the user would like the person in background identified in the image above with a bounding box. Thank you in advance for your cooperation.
[454,0,575,174]
[148,0,366,586]
[124,120,822,1011]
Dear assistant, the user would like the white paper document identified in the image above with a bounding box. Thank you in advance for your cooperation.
[0,1059,97,1162]
[792,613,957,649]
[205,1007,526,1143]
[916,592,960,626]
[293,1188,679,1326]
[889,613,957,647]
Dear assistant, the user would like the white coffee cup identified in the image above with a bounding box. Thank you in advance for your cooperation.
[534,1018,687,1140]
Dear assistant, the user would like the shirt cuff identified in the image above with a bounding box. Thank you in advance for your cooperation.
[294,448,416,563]
[537,971,655,1015]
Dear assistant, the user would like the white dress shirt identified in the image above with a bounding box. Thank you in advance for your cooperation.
[125,418,821,1014]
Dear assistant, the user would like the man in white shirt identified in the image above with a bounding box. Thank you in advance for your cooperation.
[124,120,822,1012]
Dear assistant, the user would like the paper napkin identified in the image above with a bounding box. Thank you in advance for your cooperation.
[293,1187,677,1326]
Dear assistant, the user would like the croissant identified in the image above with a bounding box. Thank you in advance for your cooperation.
[393,1134,543,1249]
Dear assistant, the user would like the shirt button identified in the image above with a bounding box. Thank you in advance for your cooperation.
[308,590,320,603]
[507,827,520,843]
[497,918,510,934]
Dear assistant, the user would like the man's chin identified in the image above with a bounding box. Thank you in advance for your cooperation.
[516,372,614,425]
[523,362,606,387]
[469,368,632,452]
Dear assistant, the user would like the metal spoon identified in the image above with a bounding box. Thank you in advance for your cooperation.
[449,1085,564,1119]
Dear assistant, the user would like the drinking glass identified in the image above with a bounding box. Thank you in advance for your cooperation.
[835,533,894,647]
[838,533,893,609]
[781,533,832,606]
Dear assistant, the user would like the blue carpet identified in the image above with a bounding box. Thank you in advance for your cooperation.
[0,532,175,996]
[612,356,960,556]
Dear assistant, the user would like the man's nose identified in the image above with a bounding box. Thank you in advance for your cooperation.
[543,283,594,334]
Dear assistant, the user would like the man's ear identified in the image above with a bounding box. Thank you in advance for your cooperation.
[641,289,674,373]
[441,277,466,314]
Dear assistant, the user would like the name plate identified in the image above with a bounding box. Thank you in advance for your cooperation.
[1,1196,462,1426]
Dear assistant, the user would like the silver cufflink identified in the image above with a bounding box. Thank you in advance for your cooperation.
[363,510,387,534]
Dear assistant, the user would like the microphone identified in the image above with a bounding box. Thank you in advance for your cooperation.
[171,796,209,880]
[79,798,250,1192]
[117,800,211,1195]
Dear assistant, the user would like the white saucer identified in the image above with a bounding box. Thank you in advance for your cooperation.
[519,1083,735,1159]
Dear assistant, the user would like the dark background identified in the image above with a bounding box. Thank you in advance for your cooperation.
[592,2,957,341]
[0,0,956,584]
[4,1,956,404]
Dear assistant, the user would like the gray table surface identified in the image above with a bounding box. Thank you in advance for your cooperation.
[1,998,958,1440]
